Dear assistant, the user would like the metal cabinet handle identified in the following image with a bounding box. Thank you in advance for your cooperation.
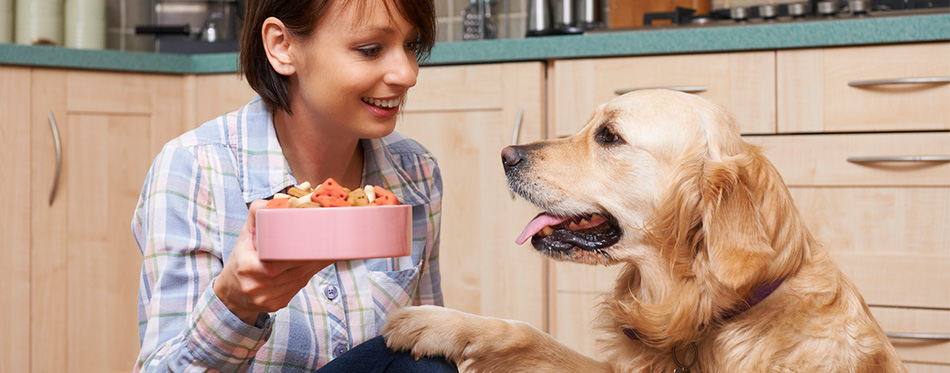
[886,332,950,340]
[847,155,950,163]
[509,107,525,200]
[48,112,62,206]
[510,107,524,146]
[615,86,708,95]
[848,77,950,87]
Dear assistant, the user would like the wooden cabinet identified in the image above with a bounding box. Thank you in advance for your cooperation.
[26,69,187,372]
[187,73,257,125]
[778,42,950,133]
[761,42,950,370]
[397,62,549,330]
[0,66,32,373]
[552,51,776,137]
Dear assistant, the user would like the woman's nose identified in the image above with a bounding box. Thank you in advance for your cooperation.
[384,49,418,88]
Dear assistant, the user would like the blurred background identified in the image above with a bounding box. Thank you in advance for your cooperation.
[1,0,945,53]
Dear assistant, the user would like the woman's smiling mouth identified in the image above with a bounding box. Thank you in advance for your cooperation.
[361,96,402,109]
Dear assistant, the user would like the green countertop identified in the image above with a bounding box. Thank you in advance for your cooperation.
[1,12,947,75]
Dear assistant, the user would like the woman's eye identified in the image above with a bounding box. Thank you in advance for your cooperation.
[357,45,382,58]
[596,125,623,145]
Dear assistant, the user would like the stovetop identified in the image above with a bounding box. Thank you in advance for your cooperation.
[600,1,949,31]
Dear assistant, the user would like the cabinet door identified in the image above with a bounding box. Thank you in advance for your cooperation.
[397,62,549,330]
[31,69,186,372]
[1,66,32,372]
[747,133,950,367]
[778,42,950,133]
[188,73,257,125]
[552,51,776,137]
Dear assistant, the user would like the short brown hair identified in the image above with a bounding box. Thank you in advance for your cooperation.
[239,0,436,114]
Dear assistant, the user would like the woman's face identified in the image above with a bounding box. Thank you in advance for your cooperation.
[289,1,420,140]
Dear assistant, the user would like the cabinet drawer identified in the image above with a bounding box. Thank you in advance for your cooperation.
[871,307,950,366]
[746,132,950,187]
[552,51,776,137]
[789,186,948,309]
[778,42,950,133]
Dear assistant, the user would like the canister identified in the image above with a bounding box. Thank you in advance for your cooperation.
[15,0,62,45]
[0,0,12,43]
[65,0,105,49]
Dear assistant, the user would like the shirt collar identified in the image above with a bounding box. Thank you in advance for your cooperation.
[236,96,429,207]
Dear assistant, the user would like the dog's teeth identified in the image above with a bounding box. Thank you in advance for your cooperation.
[541,226,554,235]
[579,218,590,227]
[568,222,579,230]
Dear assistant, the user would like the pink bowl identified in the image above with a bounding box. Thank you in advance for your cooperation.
[255,205,412,260]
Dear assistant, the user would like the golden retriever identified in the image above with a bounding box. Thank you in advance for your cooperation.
[383,89,905,372]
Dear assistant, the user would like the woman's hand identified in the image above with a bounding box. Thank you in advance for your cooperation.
[213,199,334,325]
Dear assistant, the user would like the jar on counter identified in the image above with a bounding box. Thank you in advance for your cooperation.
[65,0,105,49]
[0,0,12,43]
[15,0,62,45]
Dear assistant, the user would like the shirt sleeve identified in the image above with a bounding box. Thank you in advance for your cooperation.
[132,144,273,372]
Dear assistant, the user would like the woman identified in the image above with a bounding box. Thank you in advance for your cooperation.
[132,0,454,371]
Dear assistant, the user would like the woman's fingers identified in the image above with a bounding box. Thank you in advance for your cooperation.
[217,199,337,321]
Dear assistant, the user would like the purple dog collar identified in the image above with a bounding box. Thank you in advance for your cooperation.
[622,276,787,341]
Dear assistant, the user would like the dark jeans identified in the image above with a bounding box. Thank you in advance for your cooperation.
[316,335,458,373]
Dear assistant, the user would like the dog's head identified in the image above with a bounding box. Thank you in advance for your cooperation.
[504,89,795,304]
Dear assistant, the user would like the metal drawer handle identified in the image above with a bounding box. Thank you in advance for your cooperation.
[48,112,63,206]
[847,155,950,163]
[848,77,950,87]
[886,332,950,340]
[510,107,524,146]
[615,86,708,95]
[509,107,525,200]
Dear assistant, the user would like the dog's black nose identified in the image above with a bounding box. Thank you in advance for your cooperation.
[501,146,525,171]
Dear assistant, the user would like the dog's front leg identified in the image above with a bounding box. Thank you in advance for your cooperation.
[383,305,612,373]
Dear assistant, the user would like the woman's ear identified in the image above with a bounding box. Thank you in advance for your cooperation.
[262,17,296,76]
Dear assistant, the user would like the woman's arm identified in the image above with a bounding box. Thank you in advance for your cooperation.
[133,144,272,371]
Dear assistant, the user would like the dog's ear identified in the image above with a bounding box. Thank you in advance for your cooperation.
[700,154,773,290]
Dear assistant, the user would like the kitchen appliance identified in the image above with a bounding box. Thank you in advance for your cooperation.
[576,0,605,29]
[462,0,496,40]
[527,0,554,36]
[135,0,242,54]
[529,0,604,36]
[637,0,948,27]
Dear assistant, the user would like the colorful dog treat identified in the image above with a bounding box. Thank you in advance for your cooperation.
[371,186,400,206]
[314,195,350,208]
[347,188,371,206]
[311,178,349,201]
[265,197,291,209]
[264,178,401,209]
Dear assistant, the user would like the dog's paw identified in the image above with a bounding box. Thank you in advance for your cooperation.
[382,305,479,363]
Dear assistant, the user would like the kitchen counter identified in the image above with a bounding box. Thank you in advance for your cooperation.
[0,12,947,74]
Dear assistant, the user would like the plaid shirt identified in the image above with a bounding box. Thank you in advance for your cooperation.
[132,96,443,372]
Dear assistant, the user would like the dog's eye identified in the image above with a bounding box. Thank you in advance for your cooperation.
[596,125,624,145]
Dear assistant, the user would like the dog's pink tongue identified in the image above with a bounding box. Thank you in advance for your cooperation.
[516,214,569,245]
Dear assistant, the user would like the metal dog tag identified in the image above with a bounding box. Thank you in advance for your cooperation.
[674,368,689,373]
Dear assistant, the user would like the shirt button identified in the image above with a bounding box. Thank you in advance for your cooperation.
[334,343,349,357]
[324,285,338,300]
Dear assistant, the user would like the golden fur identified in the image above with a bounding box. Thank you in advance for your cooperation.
[383,90,905,372]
